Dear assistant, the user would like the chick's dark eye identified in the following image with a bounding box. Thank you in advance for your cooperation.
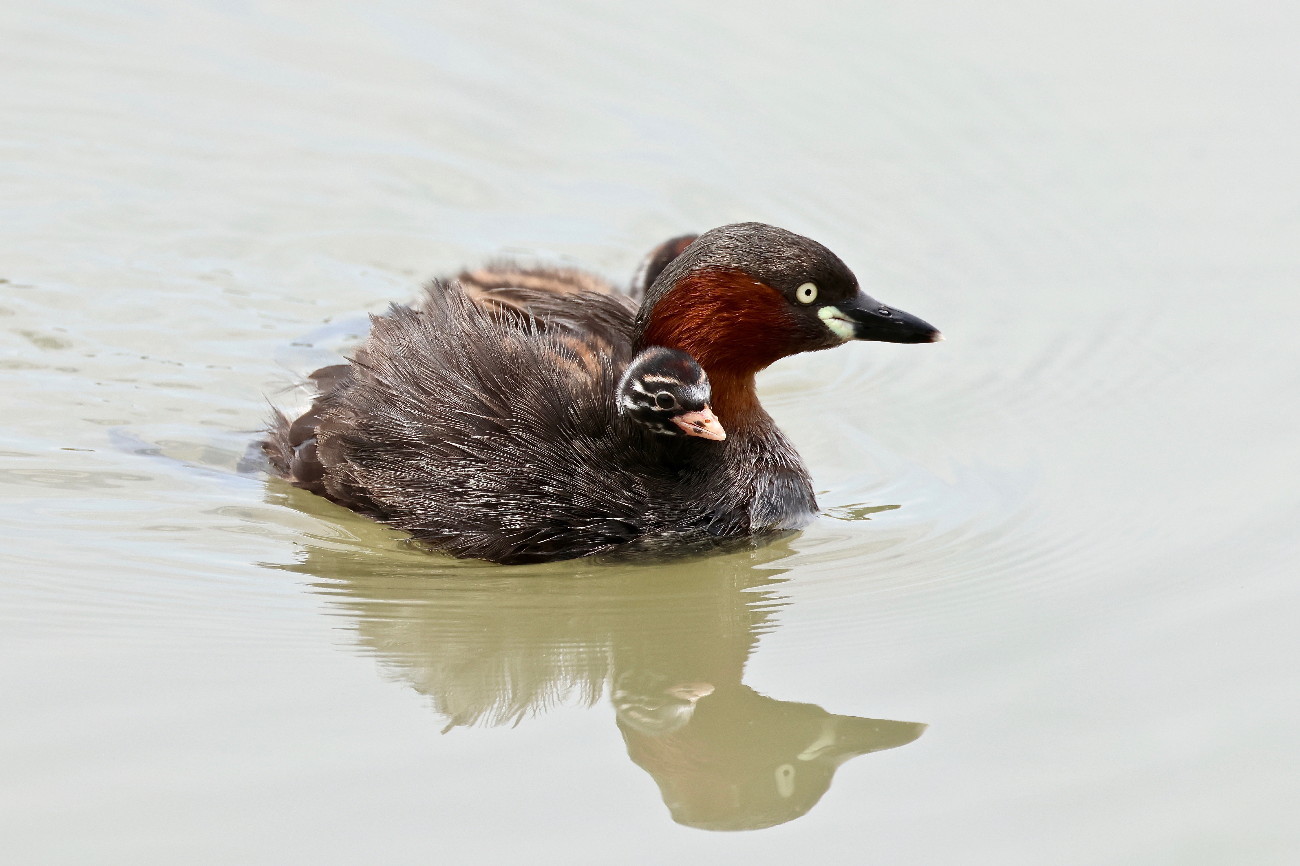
[654,391,677,410]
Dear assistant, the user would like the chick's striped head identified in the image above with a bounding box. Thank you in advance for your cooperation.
[617,346,725,441]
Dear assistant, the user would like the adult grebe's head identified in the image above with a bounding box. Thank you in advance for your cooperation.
[634,223,941,378]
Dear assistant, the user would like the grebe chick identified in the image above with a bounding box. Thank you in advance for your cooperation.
[618,346,724,441]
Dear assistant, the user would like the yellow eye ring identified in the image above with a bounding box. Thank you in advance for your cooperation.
[796,282,818,304]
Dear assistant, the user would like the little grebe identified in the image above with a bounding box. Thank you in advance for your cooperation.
[264,222,940,563]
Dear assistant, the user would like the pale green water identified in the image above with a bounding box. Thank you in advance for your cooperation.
[3,1,1299,863]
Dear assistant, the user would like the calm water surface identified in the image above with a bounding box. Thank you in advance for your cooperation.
[3,1,1299,863]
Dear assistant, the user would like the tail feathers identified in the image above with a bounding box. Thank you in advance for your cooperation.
[262,365,351,495]
[261,406,296,478]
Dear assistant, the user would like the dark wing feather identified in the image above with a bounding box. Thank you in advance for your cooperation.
[266,278,657,562]
[628,234,698,303]
[457,263,637,347]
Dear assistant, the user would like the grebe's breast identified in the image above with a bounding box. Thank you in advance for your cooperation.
[718,422,819,535]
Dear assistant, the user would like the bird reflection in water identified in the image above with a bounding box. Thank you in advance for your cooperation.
[271,499,925,831]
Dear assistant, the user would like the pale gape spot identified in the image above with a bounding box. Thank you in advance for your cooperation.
[817,305,856,340]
